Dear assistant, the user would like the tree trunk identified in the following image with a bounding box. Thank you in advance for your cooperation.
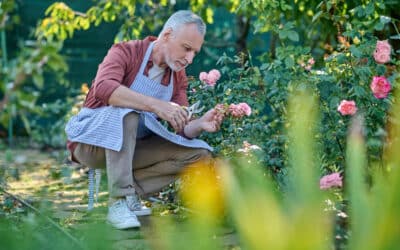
[235,14,250,56]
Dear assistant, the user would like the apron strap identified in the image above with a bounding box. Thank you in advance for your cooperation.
[138,41,156,75]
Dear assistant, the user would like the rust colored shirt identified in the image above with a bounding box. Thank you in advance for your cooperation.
[84,36,189,108]
[67,36,189,157]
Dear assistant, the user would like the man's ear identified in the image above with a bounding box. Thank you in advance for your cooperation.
[162,27,173,41]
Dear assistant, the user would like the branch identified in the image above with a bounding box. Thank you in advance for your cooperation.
[202,46,220,61]
[203,40,236,48]
[73,11,87,17]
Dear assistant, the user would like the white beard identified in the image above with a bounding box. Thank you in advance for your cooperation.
[166,57,187,72]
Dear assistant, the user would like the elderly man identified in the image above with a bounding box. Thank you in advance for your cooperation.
[65,10,223,229]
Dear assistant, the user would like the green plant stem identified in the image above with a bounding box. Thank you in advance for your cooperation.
[322,101,345,157]
[391,21,400,36]
[1,30,13,147]
[348,57,387,167]
[1,30,7,62]
[0,185,85,250]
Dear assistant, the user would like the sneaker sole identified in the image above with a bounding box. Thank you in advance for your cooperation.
[133,208,152,216]
[107,219,141,229]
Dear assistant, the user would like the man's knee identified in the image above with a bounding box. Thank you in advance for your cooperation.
[197,149,212,160]
[182,148,212,166]
[124,112,140,129]
[74,143,106,168]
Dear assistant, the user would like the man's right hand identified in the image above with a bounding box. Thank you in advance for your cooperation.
[108,86,188,132]
[153,101,189,132]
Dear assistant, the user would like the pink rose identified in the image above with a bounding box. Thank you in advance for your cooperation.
[238,102,252,116]
[308,58,315,65]
[208,69,221,82]
[228,104,242,117]
[375,40,391,54]
[198,69,221,86]
[370,76,391,99]
[337,100,357,116]
[199,72,208,82]
[373,40,391,64]
[320,173,342,190]
[228,103,252,118]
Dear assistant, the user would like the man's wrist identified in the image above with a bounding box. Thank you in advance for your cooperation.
[147,98,160,113]
[183,119,203,138]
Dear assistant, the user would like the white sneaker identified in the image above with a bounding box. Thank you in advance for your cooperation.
[107,199,141,229]
[126,195,152,216]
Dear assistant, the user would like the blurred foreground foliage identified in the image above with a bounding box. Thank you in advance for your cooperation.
[1,90,400,249]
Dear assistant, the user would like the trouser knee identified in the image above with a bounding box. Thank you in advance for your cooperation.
[180,148,213,168]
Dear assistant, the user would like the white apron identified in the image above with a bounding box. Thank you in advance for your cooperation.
[65,42,212,152]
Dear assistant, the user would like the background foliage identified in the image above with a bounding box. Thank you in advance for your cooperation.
[1,0,400,249]
[0,0,398,178]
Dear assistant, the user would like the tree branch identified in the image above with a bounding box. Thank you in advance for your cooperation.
[203,40,236,48]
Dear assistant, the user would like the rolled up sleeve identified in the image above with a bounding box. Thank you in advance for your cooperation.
[93,43,130,104]
[171,71,189,107]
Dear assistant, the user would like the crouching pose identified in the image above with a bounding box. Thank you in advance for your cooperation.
[65,10,223,229]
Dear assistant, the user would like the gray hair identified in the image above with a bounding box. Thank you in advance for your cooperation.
[159,10,206,37]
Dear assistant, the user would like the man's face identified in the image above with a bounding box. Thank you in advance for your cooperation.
[163,23,204,72]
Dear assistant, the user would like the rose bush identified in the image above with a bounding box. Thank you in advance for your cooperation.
[188,10,400,188]
[188,61,269,162]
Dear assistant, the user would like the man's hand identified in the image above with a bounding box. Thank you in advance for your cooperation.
[183,108,224,138]
[107,86,188,132]
[198,108,224,132]
[153,101,189,132]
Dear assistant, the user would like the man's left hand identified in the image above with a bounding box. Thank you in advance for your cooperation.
[198,108,224,132]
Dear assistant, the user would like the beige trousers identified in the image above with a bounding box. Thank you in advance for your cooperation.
[73,112,211,197]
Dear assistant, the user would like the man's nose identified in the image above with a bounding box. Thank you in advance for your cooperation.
[185,51,195,64]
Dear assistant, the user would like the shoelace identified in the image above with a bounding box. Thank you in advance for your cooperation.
[110,199,131,215]
[126,195,142,210]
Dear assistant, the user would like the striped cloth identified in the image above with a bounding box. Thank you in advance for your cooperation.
[65,41,213,152]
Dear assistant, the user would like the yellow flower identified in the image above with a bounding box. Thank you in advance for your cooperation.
[353,37,360,45]
[81,83,89,94]
[179,159,225,222]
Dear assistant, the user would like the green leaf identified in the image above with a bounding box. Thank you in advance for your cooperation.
[390,34,400,40]
[329,97,340,109]
[278,30,288,39]
[356,7,365,17]
[365,2,374,15]
[374,22,384,31]
[379,16,391,24]
[376,65,386,75]
[350,46,362,58]
[32,74,44,89]
[354,86,367,97]
[285,57,294,68]
[336,53,348,64]
[312,11,323,23]
[104,1,112,9]
[19,113,31,134]
[287,31,299,42]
